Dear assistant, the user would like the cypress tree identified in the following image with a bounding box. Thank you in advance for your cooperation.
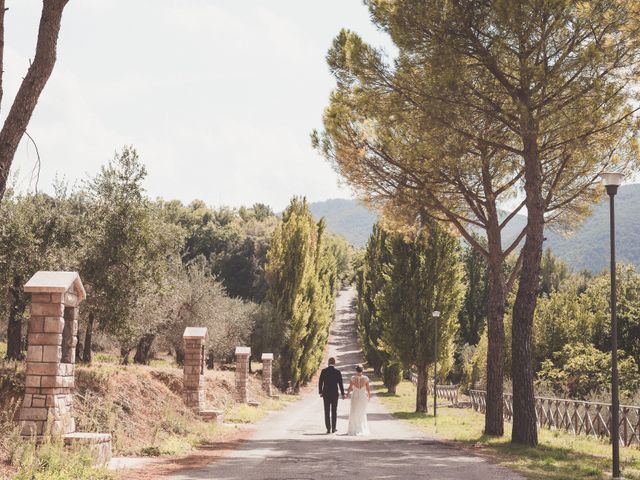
[379,223,465,412]
[265,198,337,391]
[355,224,390,375]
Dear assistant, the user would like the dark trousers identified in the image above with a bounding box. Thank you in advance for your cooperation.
[323,396,338,431]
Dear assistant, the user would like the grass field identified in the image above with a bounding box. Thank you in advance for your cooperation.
[375,380,640,480]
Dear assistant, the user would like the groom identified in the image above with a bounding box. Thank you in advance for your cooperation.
[318,357,345,434]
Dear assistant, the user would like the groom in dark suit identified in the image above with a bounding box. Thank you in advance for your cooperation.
[319,357,345,434]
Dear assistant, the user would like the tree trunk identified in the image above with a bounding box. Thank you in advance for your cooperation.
[0,0,69,201]
[6,275,26,360]
[484,256,506,436]
[175,346,185,366]
[511,126,543,447]
[75,329,84,363]
[120,347,131,365]
[133,333,155,365]
[415,363,429,413]
[82,312,95,363]
[478,144,510,437]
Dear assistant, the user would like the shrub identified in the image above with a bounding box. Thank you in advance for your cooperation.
[537,343,640,399]
[382,362,402,394]
[10,435,112,480]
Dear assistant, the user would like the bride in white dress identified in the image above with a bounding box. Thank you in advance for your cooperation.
[346,364,371,436]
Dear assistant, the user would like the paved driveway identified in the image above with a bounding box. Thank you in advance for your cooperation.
[170,289,523,480]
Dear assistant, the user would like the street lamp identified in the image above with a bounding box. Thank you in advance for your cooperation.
[602,171,624,480]
[433,310,441,421]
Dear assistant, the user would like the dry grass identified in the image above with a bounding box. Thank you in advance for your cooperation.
[0,359,296,479]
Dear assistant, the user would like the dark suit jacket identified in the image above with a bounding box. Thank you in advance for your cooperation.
[319,365,345,399]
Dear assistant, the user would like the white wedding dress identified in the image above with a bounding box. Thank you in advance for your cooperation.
[347,375,370,436]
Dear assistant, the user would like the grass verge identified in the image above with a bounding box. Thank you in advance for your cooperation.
[375,380,640,480]
[224,395,297,424]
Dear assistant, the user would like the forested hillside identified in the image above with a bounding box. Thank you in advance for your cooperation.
[313,185,640,272]
[308,199,377,248]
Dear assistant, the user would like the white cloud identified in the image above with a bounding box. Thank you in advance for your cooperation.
[3,0,390,210]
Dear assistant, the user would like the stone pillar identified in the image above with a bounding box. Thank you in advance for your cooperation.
[16,271,112,466]
[235,346,251,403]
[261,353,273,397]
[18,272,85,438]
[182,327,208,412]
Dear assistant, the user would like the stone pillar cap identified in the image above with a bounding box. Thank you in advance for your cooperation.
[183,327,208,340]
[261,353,274,360]
[235,346,251,355]
[24,271,86,301]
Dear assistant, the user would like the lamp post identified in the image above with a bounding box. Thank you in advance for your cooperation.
[601,171,624,480]
[433,310,441,421]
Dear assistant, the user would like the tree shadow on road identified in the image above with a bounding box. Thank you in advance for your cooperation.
[170,438,504,480]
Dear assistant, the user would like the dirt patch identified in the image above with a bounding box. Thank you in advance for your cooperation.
[115,426,255,479]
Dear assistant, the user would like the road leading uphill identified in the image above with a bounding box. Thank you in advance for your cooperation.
[170,288,523,480]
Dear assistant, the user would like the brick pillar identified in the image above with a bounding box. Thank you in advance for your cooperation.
[235,347,251,403]
[182,327,208,412]
[261,353,273,397]
[18,272,85,439]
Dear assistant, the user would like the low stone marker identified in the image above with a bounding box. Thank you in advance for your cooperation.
[182,327,222,422]
[235,346,251,403]
[17,271,112,466]
[261,353,274,397]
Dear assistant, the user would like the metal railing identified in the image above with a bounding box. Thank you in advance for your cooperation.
[409,371,459,406]
[470,389,640,447]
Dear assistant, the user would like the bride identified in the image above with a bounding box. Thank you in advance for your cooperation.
[346,364,371,436]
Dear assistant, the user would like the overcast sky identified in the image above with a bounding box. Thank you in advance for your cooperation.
[3,1,392,211]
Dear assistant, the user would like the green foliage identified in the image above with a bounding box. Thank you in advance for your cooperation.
[379,223,464,374]
[265,198,338,390]
[531,263,640,384]
[161,199,278,302]
[325,233,356,288]
[539,249,570,297]
[458,242,488,347]
[355,223,390,374]
[10,436,112,480]
[469,331,489,390]
[0,184,83,358]
[537,343,640,399]
[81,146,181,357]
[533,288,596,369]
[583,264,640,367]
[382,361,402,394]
[155,258,258,364]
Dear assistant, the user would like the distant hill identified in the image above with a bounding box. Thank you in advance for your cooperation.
[310,184,640,272]
[542,184,640,273]
[308,199,377,248]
